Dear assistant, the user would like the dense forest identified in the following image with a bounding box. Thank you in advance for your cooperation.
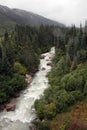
[0,24,56,106]
[34,24,87,130]
[0,22,87,130]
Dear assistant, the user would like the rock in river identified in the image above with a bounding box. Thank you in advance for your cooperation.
[6,103,16,111]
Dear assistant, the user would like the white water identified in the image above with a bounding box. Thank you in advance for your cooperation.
[0,47,55,130]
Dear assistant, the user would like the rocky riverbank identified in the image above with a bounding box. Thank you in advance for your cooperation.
[0,74,32,112]
[0,93,19,112]
[0,47,55,130]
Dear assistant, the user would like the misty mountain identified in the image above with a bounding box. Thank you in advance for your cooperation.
[0,5,64,36]
[0,4,64,26]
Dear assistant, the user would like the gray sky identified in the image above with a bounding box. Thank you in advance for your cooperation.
[0,0,87,26]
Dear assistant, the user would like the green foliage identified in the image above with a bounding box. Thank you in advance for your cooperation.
[9,74,26,92]
[61,70,85,91]
[71,90,84,101]
[35,99,45,120]
[44,103,56,119]
[33,121,50,130]
[0,21,16,36]
[55,90,75,113]
[34,25,87,123]
[35,99,56,120]
[77,49,87,63]
[59,117,70,130]
[35,62,87,119]
[0,24,55,104]
[13,62,27,75]
[0,74,26,104]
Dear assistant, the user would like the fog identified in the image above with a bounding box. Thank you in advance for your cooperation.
[0,0,87,26]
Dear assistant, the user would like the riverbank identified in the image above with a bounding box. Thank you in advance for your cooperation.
[0,47,55,130]
[0,74,32,112]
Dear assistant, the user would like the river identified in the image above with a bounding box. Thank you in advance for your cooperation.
[0,47,55,130]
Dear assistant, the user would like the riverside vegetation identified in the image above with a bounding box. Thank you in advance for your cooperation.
[0,22,87,130]
[0,25,56,108]
[34,24,87,130]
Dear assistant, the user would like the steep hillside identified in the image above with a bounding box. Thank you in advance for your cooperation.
[34,25,87,130]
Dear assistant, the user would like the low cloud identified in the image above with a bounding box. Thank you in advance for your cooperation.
[0,0,87,26]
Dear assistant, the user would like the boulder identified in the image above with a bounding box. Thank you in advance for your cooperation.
[42,67,46,70]
[0,104,5,111]
[47,62,52,66]
[46,74,48,77]
[25,74,32,84]
[40,55,45,59]
[6,103,16,111]
[29,124,36,130]
[46,59,49,61]
[14,93,20,98]
[49,56,52,59]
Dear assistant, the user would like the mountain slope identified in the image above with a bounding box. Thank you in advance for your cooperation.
[0,5,64,36]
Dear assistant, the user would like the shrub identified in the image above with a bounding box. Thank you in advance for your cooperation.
[61,71,85,92]
[14,62,27,75]
[34,99,45,120]
[9,74,26,92]
[44,103,56,119]
[71,91,84,101]
[33,121,50,130]
[55,90,68,113]
[77,50,87,63]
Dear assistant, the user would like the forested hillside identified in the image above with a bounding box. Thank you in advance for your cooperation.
[0,17,87,130]
[0,25,56,106]
[34,25,87,130]
[0,4,64,36]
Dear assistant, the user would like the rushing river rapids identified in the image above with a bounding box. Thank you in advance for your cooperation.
[0,47,55,130]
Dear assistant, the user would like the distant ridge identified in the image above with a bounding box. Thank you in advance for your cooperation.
[0,4,64,35]
[0,4,64,26]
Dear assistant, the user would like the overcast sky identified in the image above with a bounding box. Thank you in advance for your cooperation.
[0,0,87,26]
